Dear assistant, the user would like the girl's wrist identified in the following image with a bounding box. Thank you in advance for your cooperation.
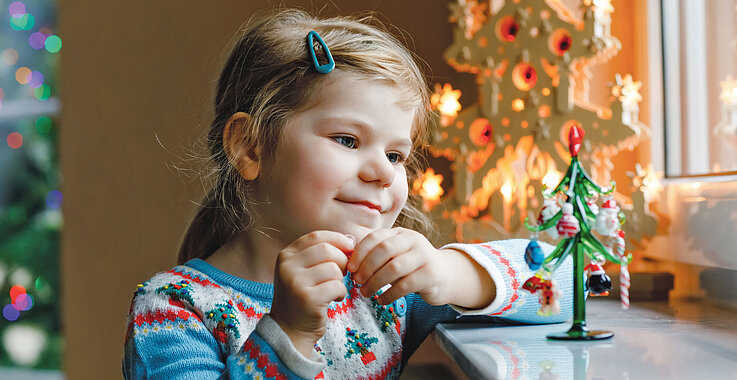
[284,330,318,359]
[440,248,495,309]
[268,314,320,358]
[439,249,465,302]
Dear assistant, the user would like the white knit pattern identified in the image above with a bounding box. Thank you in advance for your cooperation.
[129,266,405,379]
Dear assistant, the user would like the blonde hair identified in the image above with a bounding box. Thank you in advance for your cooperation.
[178,9,434,264]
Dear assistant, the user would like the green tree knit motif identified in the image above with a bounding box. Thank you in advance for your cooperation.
[134,280,150,298]
[205,300,241,344]
[344,327,379,365]
[155,280,194,305]
[370,294,398,332]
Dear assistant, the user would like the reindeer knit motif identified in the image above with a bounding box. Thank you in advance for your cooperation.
[123,239,573,379]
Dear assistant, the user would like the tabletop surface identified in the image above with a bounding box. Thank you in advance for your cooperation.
[434,299,737,380]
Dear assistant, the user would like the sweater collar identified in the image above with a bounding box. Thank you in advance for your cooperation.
[184,258,274,301]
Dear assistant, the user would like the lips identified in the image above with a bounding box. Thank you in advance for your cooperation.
[337,199,383,213]
[353,201,382,212]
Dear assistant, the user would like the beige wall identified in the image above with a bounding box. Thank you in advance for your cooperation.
[59,1,637,378]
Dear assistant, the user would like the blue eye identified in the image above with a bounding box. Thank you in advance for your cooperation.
[332,136,357,149]
[386,152,406,164]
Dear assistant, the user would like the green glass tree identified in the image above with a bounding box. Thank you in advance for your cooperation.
[525,125,631,340]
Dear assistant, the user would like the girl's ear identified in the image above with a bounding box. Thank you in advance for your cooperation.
[223,112,260,181]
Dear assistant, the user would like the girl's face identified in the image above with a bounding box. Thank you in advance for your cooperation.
[254,72,415,244]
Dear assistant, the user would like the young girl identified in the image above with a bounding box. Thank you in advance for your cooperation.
[123,9,572,379]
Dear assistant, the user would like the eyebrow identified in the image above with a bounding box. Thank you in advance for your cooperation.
[322,117,413,149]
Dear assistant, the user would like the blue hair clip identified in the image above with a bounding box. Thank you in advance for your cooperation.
[307,31,335,74]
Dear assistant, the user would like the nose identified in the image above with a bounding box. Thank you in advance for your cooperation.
[359,150,395,188]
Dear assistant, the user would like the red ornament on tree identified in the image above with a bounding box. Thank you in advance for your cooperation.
[568,125,585,157]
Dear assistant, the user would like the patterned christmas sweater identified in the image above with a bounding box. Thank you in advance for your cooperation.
[123,239,573,379]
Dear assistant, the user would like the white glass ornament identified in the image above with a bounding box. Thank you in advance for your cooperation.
[537,198,561,239]
[594,199,620,236]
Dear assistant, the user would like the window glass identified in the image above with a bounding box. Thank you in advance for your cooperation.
[662,0,737,177]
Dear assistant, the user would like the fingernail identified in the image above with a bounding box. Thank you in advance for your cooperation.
[345,234,356,247]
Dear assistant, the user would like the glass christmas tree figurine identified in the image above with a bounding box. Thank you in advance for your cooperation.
[524,125,632,340]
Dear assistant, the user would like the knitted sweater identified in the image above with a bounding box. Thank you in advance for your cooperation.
[123,239,573,379]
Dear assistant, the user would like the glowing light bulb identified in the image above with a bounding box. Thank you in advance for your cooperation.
[413,168,444,211]
[512,98,525,112]
[500,183,512,200]
[432,83,462,118]
[542,170,562,189]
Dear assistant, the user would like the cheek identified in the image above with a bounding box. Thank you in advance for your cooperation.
[389,172,410,212]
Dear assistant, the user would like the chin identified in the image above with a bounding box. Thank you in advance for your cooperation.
[339,225,379,242]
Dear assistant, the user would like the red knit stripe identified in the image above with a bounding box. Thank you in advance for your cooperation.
[363,349,402,380]
[167,269,219,288]
[236,302,264,319]
[327,286,360,319]
[133,309,199,327]
[327,297,355,318]
[480,244,519,315]
[242,337,290,380]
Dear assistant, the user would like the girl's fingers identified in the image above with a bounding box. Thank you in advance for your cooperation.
[310,279,348,303]
[276,264,347,307]
[360,252,422,297]
[303,261,346,286]
[292,242,349,273]
[348,228,400,275]
[352,232,413,285]
[375,266,431,305]
[286,230,356,257]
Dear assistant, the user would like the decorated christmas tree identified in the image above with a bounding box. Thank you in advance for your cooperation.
[418,0,659,248]
[523,124,630,340]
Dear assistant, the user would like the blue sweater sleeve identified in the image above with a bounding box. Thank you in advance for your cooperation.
[124,314,320,379]
[123,283,325,380]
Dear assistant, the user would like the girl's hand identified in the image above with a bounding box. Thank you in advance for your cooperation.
[346,227,453,306]
[269,231,355,358]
